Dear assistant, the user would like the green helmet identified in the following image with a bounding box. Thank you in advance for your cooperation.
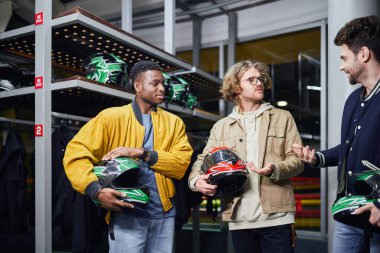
[332,170,380,231]
[162,72,171,84]
[93,157,150,207]
[185,92,198,109]
[162,73,188,104]
[332,196,375,230]
[162,72,198,109]
[84,53,128,88]
[352,170,380,198]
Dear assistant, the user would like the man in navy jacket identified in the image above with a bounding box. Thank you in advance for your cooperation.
[292,15,380,253]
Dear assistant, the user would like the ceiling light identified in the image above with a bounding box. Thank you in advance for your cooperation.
[307,85,321,91]
[277,101,288,107]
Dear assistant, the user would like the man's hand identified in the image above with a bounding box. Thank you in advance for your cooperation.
[291,144,317,166]
[195,174,218,196]
[354,203,380,226]
[97,188,135,212]
[247,162,274,176]
[102,147,143,161]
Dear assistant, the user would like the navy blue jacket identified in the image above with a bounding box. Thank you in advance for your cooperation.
[316,82,380,198]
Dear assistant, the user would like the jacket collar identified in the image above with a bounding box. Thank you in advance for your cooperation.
[227,109,274,125]
[362,79,380,101]
[132,99,157,125]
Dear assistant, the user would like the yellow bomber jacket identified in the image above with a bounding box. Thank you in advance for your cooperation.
[63,102,193,212]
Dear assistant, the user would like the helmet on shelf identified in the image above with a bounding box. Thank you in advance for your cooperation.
[162,73,188,104]
[332,170,380,232]
[0,60,19,91]
[201,147,248,197]
[163,72,172,99]
[0,80,15,91]
[19,69,35,88]
[185,92,198,109]
[83,53,128,88]
[162,72,198,109]
[169,76,189,104]
[93,157,150,207]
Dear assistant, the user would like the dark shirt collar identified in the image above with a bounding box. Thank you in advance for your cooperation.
[132,99,157,125]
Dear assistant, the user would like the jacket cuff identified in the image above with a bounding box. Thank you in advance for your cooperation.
[314,152,325,168]
[146,150,158,166]
[189,176,200,192]
[267,163,280,180]
[85,181,103,200]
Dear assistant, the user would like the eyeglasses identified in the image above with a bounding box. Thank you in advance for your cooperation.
[241,75,267,86]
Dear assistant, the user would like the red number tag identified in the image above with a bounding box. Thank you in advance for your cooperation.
[35,12,43,25]
[34,76,43,89]
[34,124,43,137]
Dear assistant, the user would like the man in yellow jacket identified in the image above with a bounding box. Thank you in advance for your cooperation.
[63,60,192,253]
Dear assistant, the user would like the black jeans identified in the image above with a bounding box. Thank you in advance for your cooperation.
[230,224,294,253]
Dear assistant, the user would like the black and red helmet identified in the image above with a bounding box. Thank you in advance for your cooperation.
[202,147,248,197]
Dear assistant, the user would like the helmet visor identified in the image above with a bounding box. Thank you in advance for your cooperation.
[352,170,380,199]
[202,147,243,173]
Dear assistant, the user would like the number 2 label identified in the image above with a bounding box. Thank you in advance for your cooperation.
[34,124,43,137]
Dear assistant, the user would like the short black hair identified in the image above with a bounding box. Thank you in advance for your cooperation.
[334,15,380,62]
[129,60,162,90]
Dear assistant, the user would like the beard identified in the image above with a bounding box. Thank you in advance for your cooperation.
[349,74,359,85]
[348,59,364,85]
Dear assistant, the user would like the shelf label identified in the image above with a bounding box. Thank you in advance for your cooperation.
[34,76,43,89]
[34,124,43,137]
[35,12,43,25]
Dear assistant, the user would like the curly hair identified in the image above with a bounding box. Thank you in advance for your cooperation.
[220,60,272,103]
[130,60,162,90]
[334,15,380,61]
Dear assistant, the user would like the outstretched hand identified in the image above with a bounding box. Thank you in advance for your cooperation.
[247,162,274,176]
[291,144,317,166]
[354,203,380,227]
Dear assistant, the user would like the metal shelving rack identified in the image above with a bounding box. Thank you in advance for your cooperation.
[0,7,222,101]
[0,4,223,253]
[0,76,221,126]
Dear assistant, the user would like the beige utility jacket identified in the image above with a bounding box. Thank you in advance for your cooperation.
[189,108,303,221]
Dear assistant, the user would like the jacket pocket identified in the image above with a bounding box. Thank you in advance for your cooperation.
[261,179,295,212]
[221,136,246,161]
[218,136,237,149]
[267,127,285,158]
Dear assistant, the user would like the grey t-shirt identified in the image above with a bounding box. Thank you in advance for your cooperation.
[124,113,175,218]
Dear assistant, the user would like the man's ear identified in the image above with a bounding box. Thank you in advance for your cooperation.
[134,80,142,92]
[233,84,241,94]
[360,46,370,63]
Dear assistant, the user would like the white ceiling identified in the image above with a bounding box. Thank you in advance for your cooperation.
[6,0,279,29]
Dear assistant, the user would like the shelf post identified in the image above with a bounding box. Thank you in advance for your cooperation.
[164,0,175,54]
[35,0,52,252]
[121,0,133,33]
